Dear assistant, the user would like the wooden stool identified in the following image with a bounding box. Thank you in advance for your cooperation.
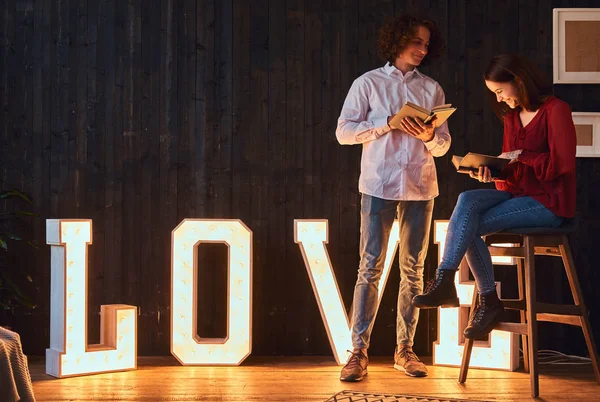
[458,219,600,397]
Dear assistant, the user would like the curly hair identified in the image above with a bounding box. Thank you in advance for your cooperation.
[377,14,445,67]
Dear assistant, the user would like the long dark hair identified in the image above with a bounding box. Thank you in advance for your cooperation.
[483,53,553,119]
[377,14,445,67]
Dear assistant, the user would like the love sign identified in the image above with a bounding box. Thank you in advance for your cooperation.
[46,218,517,378]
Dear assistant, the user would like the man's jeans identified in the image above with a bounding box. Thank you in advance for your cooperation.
[351,194,434,349]
[439,189,564,294]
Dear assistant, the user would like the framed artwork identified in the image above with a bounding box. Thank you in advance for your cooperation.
[553,8,600,84]
[572,112,600,157]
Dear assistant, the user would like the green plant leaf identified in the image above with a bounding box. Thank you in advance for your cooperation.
[0,239,7,250]
[1,274,25,298]
[0,233,22,241]
[13,294,36,309]
[0,189,32,203]
[15,211,38,217]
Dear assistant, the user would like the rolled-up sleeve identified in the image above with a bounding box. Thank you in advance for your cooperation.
[424,83,451,157]
[336,78,392,145]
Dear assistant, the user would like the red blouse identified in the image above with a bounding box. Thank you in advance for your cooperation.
[495,96,576,218]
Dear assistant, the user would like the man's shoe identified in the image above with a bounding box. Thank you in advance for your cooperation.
[464,291,505,339]
[393,345,428,377]
[412,269,459,309]
[340,349,368,382]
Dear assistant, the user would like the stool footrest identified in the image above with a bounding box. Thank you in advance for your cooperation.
[533,246,561,256]
[501,299,526,310]
[488,246,524,258]
[494,322,528,335]
[536,302,582,316]
[537,313,582,326]
[487,246,562,258]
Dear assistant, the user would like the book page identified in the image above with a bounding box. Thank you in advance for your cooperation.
[451,155,464,169]
[431,104,453,111]
[427,108,456,127]
[405,101,431,115]
[497,150,521,160]
[389,103,430,128]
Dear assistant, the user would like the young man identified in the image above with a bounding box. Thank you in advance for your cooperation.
[336,14,450,381]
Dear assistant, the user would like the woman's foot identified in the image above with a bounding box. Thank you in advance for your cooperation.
[412,269,459,308]
[464,291,505,339]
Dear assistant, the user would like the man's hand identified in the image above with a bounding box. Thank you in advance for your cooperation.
[397,116,436,142]
[469,166,496,183]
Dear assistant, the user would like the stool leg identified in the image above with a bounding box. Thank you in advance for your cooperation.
[523,236,539,397]
[559,238,600,383]
[459,338,474,383]
[517,258,529,373]
[459,288,479,383]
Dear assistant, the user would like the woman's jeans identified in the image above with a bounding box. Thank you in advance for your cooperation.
[439,189,564,294]
[351,194,434,349]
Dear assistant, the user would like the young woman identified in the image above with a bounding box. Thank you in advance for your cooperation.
[413,53,576,339]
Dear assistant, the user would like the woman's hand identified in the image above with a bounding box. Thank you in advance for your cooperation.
[469,166,496,183]
[398,116,436,143]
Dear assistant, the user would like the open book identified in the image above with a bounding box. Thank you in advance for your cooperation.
[451,153,515,176]
[389,101,457,129]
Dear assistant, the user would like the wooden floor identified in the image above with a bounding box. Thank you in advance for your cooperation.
[29,356,598,401]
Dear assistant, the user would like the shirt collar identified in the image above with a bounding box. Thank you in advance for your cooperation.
[383,62,423,79]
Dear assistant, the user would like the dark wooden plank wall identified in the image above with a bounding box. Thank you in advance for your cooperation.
[1,0,600,357]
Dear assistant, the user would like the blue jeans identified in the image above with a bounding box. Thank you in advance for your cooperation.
[351,194,434,349]
[439,189,564,294]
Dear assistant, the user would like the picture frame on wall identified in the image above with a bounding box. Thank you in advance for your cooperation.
[553,8,600,84]
[572,112,600,157]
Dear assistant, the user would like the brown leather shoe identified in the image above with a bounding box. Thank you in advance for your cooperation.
[393,345,428,377]
[340,349,368,382]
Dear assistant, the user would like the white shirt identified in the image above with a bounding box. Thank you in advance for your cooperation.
[336,63,451,200]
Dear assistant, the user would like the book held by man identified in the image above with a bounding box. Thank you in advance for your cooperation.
[451,152,516,176]
[389,101,457,129]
